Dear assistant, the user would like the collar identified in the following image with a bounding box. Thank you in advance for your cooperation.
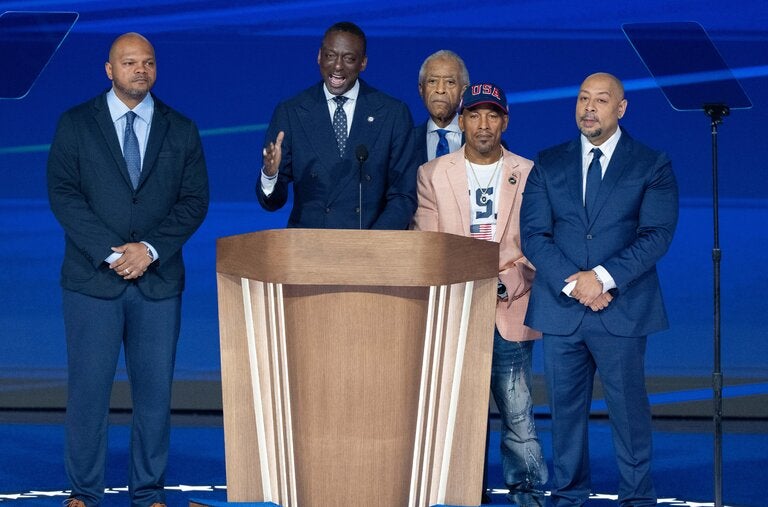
[427,114,461,134]
[581,126,622,159]
[323,79,360,103]
[107,88,154,124]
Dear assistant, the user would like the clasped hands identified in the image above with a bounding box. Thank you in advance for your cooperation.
[109,242,153,280]
[567,270,613,312]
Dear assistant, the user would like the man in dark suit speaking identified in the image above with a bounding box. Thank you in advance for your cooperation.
[520,72,678,507]
[47,32,209,507]
[257,21,418,229]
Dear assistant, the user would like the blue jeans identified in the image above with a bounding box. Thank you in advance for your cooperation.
[490,331,548,506]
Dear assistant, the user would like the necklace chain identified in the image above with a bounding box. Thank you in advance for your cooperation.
[466,152,503,204]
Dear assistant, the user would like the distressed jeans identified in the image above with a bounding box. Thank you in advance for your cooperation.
[490,331,548,506]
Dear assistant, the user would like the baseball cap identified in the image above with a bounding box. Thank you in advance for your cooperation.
[460,82,508,113]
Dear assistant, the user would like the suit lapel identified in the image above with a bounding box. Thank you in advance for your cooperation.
[140,97,169,190]
[346,80,384,154]
[495,150,522,241]
[93,95,135,190]
[588,132,632,225]
[564,140,588,225]
[445,148,472,234]
[297,83,339,172]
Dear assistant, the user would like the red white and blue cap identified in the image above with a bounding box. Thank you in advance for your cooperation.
[460,82,508,113]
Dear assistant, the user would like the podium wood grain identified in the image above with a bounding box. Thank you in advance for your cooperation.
[216,229,498,507]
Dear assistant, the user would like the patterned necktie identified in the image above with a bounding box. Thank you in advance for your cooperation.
[123,111,141,188]
[435,128,450,158]
[585,147,603,218]
[332,96,349,158]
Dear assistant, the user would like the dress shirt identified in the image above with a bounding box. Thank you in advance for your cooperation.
[426,115,462,161]
[104,89,158,264]
[563,128,623,296]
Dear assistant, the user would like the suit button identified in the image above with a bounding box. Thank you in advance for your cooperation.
[325,207,331,214]
[364,174,371,182]
[132,197,138,204]
[131,232,138,240]
[355,207,360,214]
[586,234,593,240]
[311,172,318,178]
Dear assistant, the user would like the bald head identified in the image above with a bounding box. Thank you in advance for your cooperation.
[575,72,627,146]
[583,72,624,99]
[105,32,156,108]
[108,32,154,62]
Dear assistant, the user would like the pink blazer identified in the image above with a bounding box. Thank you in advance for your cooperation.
[412,146,541,342]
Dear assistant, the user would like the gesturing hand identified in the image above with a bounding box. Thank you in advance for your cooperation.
[262,131,285,177]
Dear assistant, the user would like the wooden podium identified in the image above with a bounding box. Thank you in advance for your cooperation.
[215,229,499,507]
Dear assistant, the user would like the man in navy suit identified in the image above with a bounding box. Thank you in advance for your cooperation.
[413,50,469,165]
[257,21,418,229]
[520,73,678,506]
[47,33,209,507]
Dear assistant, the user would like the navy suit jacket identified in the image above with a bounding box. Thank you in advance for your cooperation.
[47,91,209,300]
[413,122,429,166]
[257,80,418,229]
[520,129,678,337]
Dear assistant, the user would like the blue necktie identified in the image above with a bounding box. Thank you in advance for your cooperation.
[436,128,450,157]
[332,96,348,158]
[123,111,141,188]
[585,147,603,218]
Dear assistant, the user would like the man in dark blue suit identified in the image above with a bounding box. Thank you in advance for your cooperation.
[257,21,417,229]
[520,73,678,506]
[47,33,209,507]
[413,50,469,165]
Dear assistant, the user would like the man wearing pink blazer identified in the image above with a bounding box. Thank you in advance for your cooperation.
[412,83,548,507]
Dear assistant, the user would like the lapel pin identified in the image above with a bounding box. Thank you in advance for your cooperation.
[508,175,517,185]
[367,116,374,122]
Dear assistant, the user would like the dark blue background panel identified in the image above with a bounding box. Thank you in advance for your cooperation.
[1,1,766,397]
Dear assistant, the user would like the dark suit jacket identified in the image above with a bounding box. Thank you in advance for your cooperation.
[257,80,418,229]
[47,91,209,300]
[520,128,678,337]
[413,122,428,166]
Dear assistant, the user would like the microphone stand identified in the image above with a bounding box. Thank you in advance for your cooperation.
[355,145,368,230]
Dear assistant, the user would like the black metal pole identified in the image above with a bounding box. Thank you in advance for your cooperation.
[704,103,728,507]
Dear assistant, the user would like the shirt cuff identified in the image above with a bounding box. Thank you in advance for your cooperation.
[593,265,616,293]
[105,251,122,264]
[261,166,277,196]
[141,241,158,262]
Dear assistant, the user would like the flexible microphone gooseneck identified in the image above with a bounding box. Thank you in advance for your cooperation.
[355,145,368,230]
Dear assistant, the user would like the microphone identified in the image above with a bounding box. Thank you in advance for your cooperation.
[355,144,369,164]
[355,145,368,229]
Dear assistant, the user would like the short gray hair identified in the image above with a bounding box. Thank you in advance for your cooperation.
[418,50,469,87]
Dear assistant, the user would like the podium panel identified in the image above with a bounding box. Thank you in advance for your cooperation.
[216,230,498,507]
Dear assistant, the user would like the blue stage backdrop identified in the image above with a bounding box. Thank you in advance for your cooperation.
[1,1,766,401]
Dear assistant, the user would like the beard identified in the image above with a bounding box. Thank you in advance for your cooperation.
[580,126,603,140]
[114,80,150,101]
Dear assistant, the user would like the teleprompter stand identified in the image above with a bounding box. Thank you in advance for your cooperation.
[622,22,752,507]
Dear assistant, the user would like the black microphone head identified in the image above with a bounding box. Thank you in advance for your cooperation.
[355,144,368,162]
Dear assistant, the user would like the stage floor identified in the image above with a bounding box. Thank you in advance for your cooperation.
[0,410,764,507]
